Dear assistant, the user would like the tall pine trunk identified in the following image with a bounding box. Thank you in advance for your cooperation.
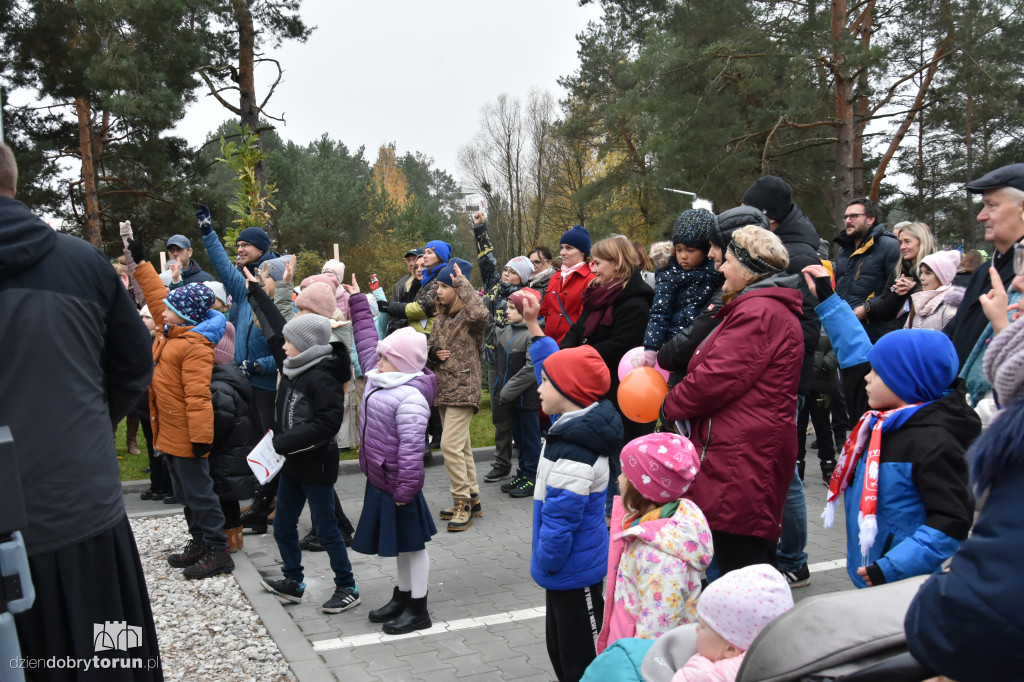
[75,95,102,247]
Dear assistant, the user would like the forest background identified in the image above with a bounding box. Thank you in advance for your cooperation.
[2,0,1022,288]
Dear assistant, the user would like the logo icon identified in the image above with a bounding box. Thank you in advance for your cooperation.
[93,622,142,652]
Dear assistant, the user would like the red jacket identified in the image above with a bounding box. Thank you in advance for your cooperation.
[663,286,803,541]
[539,265,597,345]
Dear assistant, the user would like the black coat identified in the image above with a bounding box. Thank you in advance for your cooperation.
[944,250,1018,367]
[863,260,919,334]
[210,363,259,501]
[562,269,654,406]
[774,203,822,275]
[0,196,152,556]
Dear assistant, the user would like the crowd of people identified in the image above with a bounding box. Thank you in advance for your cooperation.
[4,132,1023,682]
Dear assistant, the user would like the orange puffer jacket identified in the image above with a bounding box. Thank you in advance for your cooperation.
[136,261,217,458]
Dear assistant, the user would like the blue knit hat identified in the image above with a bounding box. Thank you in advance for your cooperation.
[236,226,271,254]
[424,240,452,263]
[436,258,474,287]
[672,209,715,251]
[560,225,591,256]
[165,283,216,325]
[867,329,958,404]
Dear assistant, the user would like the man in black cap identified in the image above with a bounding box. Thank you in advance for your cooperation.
[165,233,214,286]
[392,246,424,302]
[944,163,1024,365]
[741,175,822,273]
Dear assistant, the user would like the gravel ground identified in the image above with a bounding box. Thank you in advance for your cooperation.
[130,515,296,682]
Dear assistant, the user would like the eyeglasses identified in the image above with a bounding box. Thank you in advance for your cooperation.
[843,213,865,221]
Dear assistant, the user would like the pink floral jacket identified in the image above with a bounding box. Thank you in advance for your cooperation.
[596,496,713,653]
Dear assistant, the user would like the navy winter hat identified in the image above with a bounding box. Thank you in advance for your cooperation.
[741,175,793,222]
[164,283,216,325]
[166,234,191,250]
[867,329,958,404]
[711,206,771,249]
[672,209,715,252]
[236,226,271,254]
[424,240,452,263]
[436,257,474,287]
[966,162,1024,194]
[560,225,591,256]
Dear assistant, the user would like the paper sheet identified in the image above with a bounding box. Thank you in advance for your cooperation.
[246,430,285,485]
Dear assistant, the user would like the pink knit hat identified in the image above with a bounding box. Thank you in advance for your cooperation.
[321,259,346,286]
[294,282,337,318]
[214,321,236,365]
[376,327,427,373]
[619,432,701,502]
[920,250,961,287]
[698,564,794,650]
[300,273,339,291]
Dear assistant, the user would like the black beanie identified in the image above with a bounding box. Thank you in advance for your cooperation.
[741,175,793,222]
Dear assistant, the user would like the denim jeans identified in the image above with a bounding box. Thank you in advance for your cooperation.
[778,394,808,571]
[273,475,355,590]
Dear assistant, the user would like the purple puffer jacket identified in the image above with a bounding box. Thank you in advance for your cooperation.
[350,294,437,503]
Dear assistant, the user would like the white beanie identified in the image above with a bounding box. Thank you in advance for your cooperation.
[504,256,535,284]
[697,564,794,650]
[203,281,231,307]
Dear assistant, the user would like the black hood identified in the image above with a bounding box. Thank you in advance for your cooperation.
[212,363,253,400]
[618,268,655,305]
[913,381,982,451]
[318,340,354,385]
[775,204,821,252]
[712,206,770,249]
[0,196,57,280]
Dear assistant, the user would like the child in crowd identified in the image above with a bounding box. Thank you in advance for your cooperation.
[473,210,535,483]
[133,256,234,579]
[596,433,713,653]
[428,259,489,531]
[671,564,793,682]
[821,329,979,588]
[641,209,724,366]
[522,292,624,682]
[906,250,965,330]
[343,276,438,634]
[648,240,673,271]
[496,288,543,498]
[244,275,360,613]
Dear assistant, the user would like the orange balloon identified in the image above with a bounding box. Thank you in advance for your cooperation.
[617,367,669,423]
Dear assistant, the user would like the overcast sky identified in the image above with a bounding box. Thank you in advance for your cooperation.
[173,0,603,182]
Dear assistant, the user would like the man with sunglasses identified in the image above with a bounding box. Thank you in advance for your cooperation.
[834,198,900,341]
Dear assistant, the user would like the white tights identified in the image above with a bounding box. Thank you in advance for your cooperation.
[396,549,429,599]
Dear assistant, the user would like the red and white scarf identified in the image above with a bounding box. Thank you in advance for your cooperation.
[822,403,922,561]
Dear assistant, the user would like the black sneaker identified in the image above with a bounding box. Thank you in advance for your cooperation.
[162,494,179,505]
[322,587,361,614]
[500,476,525,494]
[167,539,205,568]
[780,563,810,588]
[484,466,511,483]
[183,546,234,579]
[141,467,151,474]
[261,577,306,603]
[509,479,535,499]
[821,460,836,485]
[140,488,164,501]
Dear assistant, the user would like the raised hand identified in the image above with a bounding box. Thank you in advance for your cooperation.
[472,211,486,226]
[342,274,360,295]
[169,257,182,282]
[195,204,212,235]
[801,264,831,301]
[980,267,1010,333]
[452,261,463,281]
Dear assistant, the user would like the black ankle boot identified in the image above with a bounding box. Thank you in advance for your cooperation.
[383,594,431,635]
[369,587,410,623]
[241,492,275,534]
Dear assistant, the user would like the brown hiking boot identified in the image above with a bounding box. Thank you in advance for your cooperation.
[225,527,244,553]
[439,494,482,520]
[446,499,474,532]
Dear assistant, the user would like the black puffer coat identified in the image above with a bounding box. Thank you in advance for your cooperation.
[834,223,900,340]
[774,203,822,274]
[210,363,259,501]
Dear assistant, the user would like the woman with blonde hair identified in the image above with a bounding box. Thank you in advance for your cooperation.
[664,226,804,573]
[859,221,936,333]
[561,235,655,516]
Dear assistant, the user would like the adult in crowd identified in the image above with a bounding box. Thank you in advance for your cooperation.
[528,246,556,300]
[858,221,935,333]
[631,240,656,289]
[663,226,804,574]
[833,198,900,341]
[388,247,423,334]
[741,175,821,272]
[945,163,1024,365]
[561,235,655,514]
[165,234,214,285]
[953,248,984,287]
[539,225,596,344]
[0,142,162,678]
[387,239,451,336]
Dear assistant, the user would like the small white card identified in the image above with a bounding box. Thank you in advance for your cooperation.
[246,430,285,485]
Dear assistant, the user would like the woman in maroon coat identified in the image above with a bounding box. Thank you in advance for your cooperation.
[663,226,804,575]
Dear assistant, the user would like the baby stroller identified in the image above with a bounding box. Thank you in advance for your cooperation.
[641,575,936,682]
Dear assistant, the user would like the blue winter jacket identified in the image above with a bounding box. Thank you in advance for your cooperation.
[202,231,277,392]
[581,637,654,682]
[643,258,723,351]
[530,397,622,591]
[834,223,900,340]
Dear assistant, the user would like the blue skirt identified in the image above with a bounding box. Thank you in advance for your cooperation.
[351,482,436,557]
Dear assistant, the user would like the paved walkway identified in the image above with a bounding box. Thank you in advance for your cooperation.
[125,450,851,681]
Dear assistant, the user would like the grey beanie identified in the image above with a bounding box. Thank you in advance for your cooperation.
[984,315,1024,407]
[283,314,332,353]
[711,206,771,249]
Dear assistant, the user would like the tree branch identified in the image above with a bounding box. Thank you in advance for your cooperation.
[196,67,242,115]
